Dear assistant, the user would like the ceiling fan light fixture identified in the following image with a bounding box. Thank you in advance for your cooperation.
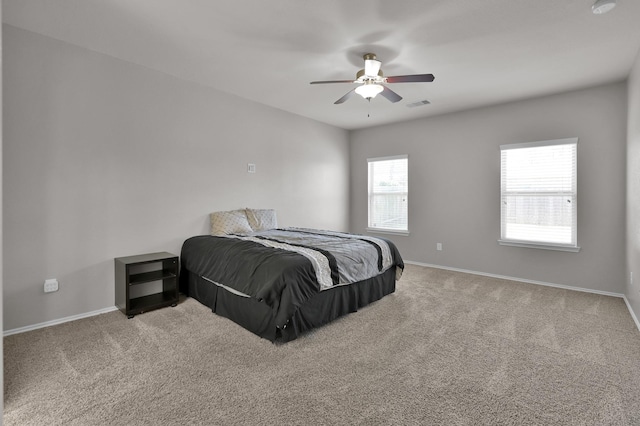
[592,0,616,14]
[310,52,434,105]
[355,83,384,99]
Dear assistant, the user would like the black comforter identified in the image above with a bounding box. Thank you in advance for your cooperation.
[180,228,404,337]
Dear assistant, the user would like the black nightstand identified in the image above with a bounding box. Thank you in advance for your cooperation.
[115,252,179,318]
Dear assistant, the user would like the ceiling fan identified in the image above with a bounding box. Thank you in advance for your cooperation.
[310,53,435,104]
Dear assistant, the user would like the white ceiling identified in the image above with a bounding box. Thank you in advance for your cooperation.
[4,0,640,130]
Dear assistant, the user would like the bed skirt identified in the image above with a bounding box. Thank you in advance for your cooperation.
[180,267,397,342]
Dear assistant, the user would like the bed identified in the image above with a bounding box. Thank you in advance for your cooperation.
[179,209,404,342]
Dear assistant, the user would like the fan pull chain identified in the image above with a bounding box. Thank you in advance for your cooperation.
[367,98,371,118]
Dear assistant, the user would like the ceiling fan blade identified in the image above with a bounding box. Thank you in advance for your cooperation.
[385,74,435,83]
[334,88,357,104]
[310,80,355,85]
[379,86,402,103]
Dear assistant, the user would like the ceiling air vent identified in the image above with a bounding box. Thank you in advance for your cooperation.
[406,100,431,108]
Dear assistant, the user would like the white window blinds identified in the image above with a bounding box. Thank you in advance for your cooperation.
[368,155,408,232]
[500,138,578,250]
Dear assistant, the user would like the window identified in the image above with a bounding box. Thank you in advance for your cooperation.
[499,138,579,252]
[367,155,408,234]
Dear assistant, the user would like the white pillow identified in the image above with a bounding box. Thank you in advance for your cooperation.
[210,210,253,236]
[245,208,278,232]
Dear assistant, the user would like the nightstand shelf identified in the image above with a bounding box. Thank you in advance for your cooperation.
[129,291,177,312]
[115,252,179,318]
[129,270,178,286]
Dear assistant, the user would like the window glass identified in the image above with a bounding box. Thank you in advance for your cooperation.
[500,139,578,250]
[368,155,408,232]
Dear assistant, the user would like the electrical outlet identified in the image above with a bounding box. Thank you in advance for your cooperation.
[437,243,443,251]
[44,279,59,293]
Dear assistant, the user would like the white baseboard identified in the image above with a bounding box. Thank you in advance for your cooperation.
[3,306,119,337]
[622,295,640,332]
[404,260,626,298]
[405,260,640,332]
[6,263,639,336]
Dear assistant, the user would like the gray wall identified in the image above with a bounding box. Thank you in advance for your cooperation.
[1,3,4,420]
[627,50,640,321]
[2,25,350,331]
[3,23,634,333]
[350,82,627,294]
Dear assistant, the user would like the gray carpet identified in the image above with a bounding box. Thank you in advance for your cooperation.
[4,264,640,425]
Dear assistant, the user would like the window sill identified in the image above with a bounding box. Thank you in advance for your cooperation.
[498,239,580,252]
[367,228,410,236]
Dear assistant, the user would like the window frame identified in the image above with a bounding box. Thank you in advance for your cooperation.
[498,138,580,252]
[366,154,409,236]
